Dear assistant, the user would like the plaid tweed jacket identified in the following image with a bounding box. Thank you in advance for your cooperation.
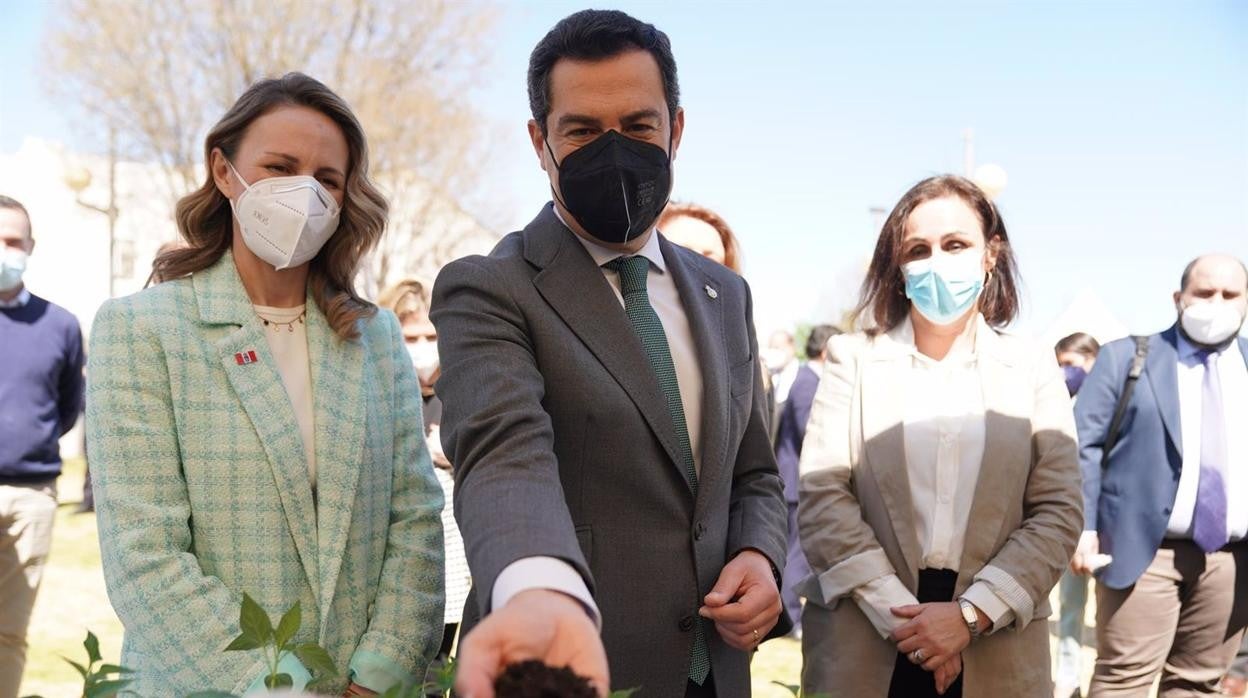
[86,252,445,696]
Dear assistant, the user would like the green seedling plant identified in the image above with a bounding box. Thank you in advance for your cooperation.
[21,630,134,698]
[208,593,339,694]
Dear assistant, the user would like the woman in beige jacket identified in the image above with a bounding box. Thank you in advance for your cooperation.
[797,175,1082,698]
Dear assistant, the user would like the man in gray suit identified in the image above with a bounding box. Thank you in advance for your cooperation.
[431,10,788,698]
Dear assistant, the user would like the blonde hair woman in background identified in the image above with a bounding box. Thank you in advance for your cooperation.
[797,175,1081,697]
[87,73,444,696]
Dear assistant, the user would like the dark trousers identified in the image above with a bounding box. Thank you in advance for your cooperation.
[887,569,964,698]
[782,500,812,634]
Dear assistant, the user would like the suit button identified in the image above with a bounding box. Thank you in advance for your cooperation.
[694,522,707,540]
[679,615,695,632]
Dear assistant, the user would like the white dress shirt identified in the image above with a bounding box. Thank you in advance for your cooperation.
[491,213,704,624]
[254,303,316,488]
[852,316,1017,638]
[1167,334,1248,540]
[0,287,31,308]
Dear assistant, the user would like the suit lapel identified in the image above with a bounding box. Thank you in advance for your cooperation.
[958,328,1030,586]
[860,338,922,588]
[199,254,320,596]
[526,208,687,482]
[306,301,365,616]
[661,238,728,507]
[1144,328,1183,457]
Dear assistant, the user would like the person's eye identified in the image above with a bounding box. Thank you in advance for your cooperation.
[628,124,657,133]
[266,163,291,174]
[568,128,595,138]
[319,177,342,190]
[904,246,929,260]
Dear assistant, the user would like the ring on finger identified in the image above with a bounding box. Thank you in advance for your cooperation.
[910,648,925,663]
[752,628,760,645]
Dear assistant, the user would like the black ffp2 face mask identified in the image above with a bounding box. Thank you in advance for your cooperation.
[547,129,672,245]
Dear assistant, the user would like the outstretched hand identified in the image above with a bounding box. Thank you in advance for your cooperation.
[454,589,609,698]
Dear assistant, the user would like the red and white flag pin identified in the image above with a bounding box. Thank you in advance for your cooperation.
[235,350,258,365]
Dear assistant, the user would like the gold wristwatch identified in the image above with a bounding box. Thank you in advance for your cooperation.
[957,598,982,641]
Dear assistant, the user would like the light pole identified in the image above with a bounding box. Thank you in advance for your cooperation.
[64,129,120,298]
[962,128,1008,200]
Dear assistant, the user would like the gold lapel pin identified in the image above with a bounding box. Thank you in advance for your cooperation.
[705,285,718,299]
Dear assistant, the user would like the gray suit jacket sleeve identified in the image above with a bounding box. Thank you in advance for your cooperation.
[431,257,589,611]
[725,281,788,576]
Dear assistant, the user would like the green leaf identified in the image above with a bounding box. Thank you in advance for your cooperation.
[607,689,640,698]
[62,657,90,679]
[293,643,338,677]
[97,664,133,676]
[84,631,103,665]
[275,600,301,650]
[265,673,293,690]
[85,678,133,698]
[223,632,263,652]
[239,593,273,646]
[379,685,406,698]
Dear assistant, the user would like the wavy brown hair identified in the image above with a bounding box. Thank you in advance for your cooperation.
[658,201,744,273]
[854,174,1020,335]
[153,72,387,340]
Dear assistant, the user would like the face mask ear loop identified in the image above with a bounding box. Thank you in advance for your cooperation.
[225,159,252,190]
[545,139,575,215]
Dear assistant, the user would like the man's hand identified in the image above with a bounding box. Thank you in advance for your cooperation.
[1070,530,1100,576]
[933,653,962,695]
[698,549,782,651]
[890,602,972,671]
[454,589,609,698]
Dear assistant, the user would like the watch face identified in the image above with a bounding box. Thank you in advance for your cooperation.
[960,602,977,624]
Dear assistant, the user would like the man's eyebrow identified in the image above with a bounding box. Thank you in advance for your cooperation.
[556,114,603,130]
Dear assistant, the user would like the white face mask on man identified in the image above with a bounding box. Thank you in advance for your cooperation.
[228,160,341,270]
[1179,299,1246,346]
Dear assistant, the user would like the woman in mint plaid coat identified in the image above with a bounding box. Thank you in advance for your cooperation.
[85,73,445,696]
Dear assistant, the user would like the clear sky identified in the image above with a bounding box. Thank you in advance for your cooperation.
[3,1,1246,338]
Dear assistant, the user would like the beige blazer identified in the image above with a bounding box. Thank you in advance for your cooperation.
[796,321,1082,697]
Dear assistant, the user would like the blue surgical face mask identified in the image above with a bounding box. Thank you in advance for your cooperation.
[901,251,985,326]
[0,247,28,293]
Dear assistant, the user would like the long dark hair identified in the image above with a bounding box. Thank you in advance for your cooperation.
[854,175,1021,334]
[153,72,388,340]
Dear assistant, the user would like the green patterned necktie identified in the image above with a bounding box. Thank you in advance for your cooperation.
[604,255,711,685]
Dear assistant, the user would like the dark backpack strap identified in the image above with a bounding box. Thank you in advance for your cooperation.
[1101,335,1150,469]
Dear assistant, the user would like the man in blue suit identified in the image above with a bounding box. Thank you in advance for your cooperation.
[773,323,839,637]
[1075,254,1248,697]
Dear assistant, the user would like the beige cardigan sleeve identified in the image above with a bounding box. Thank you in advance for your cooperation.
[971,344,1083,631]
[797,334,906,608]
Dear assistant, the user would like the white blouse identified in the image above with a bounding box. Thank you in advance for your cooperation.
[852,316,1015,638]
[254,304,316,489]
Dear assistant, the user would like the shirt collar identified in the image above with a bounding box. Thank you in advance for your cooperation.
[1176,330,1234,362]
[553,206,667,274]
[886,312,985,366]
[0,287,31,309]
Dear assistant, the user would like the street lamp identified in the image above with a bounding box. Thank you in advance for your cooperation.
[64,129,119,298]
[972,163,1009,200]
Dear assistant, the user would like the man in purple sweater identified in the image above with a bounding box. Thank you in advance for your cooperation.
[0,195,84,696]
